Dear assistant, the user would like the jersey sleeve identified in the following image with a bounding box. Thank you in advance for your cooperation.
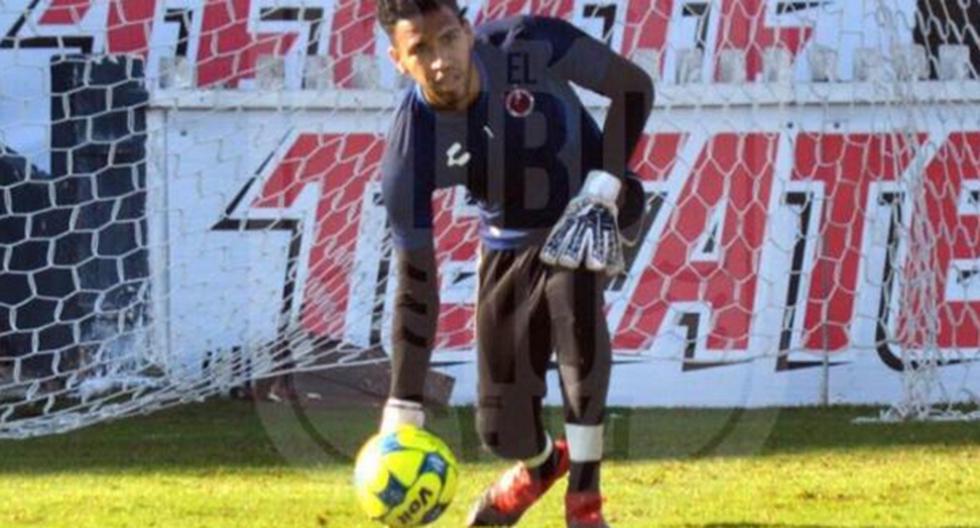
[526,15,655,179]
[379,103,441,404]
[380,106,436,251]
[526,15,614,89]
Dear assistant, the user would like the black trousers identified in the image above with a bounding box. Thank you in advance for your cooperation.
[474,244,611,460]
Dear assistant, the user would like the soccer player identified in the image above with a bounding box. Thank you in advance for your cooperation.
[375,1,653,526]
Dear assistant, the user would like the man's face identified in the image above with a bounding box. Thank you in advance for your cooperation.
[388,6,475,110]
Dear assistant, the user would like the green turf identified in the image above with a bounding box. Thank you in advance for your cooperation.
[0,400,977,527]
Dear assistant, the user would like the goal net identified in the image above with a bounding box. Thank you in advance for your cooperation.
[0,0,978,438]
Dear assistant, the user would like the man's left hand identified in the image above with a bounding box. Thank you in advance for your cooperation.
[539,169,625,276]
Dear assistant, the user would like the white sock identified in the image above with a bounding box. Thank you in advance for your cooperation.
[565,423,604,462]
[379,398,425,433]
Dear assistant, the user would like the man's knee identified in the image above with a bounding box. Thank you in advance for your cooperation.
[475,396,545,460]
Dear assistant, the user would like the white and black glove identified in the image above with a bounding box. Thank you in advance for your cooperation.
[379,397,425,434]
[539,169,625,276]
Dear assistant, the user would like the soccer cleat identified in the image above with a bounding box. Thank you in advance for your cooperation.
[565,491,610,528]
[466,439,571,526]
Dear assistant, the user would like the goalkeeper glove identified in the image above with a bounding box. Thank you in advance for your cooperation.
[379,397,425,433]
[539,169,625,276]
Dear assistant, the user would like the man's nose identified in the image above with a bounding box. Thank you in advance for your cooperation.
[431,50,452,73]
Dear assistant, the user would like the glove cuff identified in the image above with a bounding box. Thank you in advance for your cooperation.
[582,170,622,209]
[380,397,425,433]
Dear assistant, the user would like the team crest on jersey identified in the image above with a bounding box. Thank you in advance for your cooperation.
[504,88,535,117]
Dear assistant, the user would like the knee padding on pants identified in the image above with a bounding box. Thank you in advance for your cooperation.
[475,396,547,460]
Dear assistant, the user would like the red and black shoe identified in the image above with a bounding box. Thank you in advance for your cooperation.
[565,491,610,528]
[466,439,571,526]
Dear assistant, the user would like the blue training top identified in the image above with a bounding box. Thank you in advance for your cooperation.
[380,14,613,251]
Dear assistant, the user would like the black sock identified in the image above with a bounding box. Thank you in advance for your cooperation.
[568,461,600,493]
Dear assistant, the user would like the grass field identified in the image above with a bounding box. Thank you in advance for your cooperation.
[0,399,978,528]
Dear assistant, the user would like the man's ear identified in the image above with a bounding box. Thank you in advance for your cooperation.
[388,45,406,75]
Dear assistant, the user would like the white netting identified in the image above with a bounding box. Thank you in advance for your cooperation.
[852,1,980,422]
[1,0,979,438]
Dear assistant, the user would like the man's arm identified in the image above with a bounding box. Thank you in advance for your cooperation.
[378,125,440,430]
[536,16,655,178]
[388,246,440,405]
[534,17,654,273]
[593,55,655,181]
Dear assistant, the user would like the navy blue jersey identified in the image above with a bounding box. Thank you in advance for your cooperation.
[380,15,613,251]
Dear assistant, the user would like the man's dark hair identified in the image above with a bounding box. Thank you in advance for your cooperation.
[376,0,465,34]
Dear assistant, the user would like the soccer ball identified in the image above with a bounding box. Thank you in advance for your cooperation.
[353,425,458,527]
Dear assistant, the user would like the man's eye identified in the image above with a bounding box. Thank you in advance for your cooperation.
[441,32,457,43]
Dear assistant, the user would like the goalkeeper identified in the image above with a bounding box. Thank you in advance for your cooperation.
[375,1,653,526]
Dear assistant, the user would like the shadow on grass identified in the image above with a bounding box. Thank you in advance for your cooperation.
[0,399,977,474]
